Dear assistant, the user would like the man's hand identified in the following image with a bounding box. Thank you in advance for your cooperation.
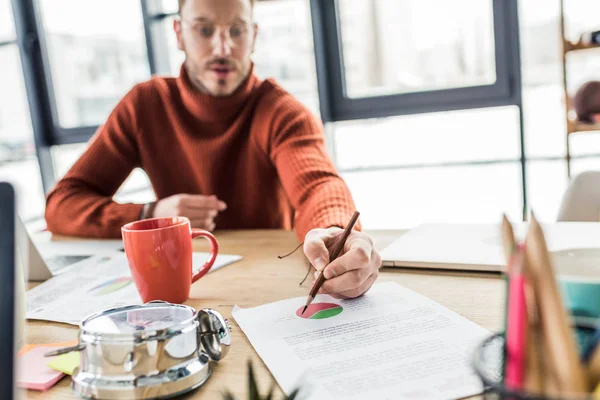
[303,227,382,299]
[153,194,227,231]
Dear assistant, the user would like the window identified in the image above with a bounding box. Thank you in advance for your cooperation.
[0,0,44,221]
[51,144,154,204]
[158,0,320,115]
[252,0,320,115]
[333,107,524,226]
[313,0,520,122]
[6,0,600,229]
[0,0,15,42]
[338,0,496,98]
[39,0,151,128]
[343,163,523,228]
[333,107,520,171]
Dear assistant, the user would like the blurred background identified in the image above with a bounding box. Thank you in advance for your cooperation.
[1,0,600,229]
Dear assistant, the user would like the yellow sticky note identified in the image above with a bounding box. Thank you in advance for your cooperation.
[46,352,80,375]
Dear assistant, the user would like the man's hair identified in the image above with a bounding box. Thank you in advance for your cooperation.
[178,0,256,13]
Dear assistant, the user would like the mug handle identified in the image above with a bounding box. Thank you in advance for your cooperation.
[190,229,219,283]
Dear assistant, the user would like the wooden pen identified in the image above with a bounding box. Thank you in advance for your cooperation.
[301,211,360,315]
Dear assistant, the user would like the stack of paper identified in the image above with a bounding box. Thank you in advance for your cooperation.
[17,346,65,391]
[26,252,242,325]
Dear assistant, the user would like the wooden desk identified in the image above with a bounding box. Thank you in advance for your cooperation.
[23,230,504,399]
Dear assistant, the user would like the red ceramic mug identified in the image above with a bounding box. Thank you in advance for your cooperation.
[121,217,218,304]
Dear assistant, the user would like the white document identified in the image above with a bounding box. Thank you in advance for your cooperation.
[233,282,487,400]
[380,222,600,271]
[27,252,242,325]
[33,239,125,257]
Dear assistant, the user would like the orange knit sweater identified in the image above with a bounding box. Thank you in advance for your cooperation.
[45,66,359,239]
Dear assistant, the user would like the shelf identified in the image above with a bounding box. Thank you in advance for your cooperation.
[564,39,600,53]
[567,119,600,134]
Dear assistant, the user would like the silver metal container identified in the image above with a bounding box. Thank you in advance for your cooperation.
[49,301,231,399]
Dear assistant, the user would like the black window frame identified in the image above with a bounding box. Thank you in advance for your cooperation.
[11,0,168,191]
[310,0,523,122]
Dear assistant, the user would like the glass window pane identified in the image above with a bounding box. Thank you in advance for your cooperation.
[253,0,320,115]
[333,106,520,171]
[160,0,179,14]
[518,0,561,87]
[162,16,185,75]
[162,0,320,115]
[52,144,153,197]
[0,0,15,42]
[526,160,568,222]
[343,163,522,229]
[561,0,600,43]
[39,0,151,128]
[0,46,33,143]
[0,45,44,221]
[338,0,496,98]
[522,85,567,158]
[0,159,45,221]
[569,132,600,157]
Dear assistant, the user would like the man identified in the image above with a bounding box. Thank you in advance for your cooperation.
[45,0,381,299]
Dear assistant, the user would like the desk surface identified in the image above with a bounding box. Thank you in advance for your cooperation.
[23,229,504,399]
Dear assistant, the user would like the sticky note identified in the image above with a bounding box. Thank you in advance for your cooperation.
[17,340,78,357]
[17,346,65,391]
[47,352,80,375]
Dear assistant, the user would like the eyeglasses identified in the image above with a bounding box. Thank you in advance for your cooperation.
[180,18,253,47]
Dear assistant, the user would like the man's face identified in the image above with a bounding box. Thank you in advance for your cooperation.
[174,0,257,96]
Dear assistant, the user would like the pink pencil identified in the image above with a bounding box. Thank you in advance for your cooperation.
[505,244,528,390]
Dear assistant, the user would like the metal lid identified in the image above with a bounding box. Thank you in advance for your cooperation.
[81,301,197,339]
[197,308,231,361]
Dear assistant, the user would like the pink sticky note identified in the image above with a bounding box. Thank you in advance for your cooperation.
[17,346,65,392]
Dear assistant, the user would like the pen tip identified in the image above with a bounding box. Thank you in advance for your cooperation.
[301,306,307,315]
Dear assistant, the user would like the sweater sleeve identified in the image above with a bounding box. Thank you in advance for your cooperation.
[44,87,145,238]
[267,96,361,240]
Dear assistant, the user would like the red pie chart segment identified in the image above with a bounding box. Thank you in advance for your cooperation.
[296,302,343,319]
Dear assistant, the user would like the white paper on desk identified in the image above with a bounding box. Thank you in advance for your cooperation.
[33,239,124,257]
[27,252,242,325]
[233,281,488,400]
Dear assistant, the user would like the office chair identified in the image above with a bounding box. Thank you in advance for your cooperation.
[557,171,600,222]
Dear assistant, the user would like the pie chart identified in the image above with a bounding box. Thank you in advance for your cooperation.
[88,277,133,296]
[296,302,343,319]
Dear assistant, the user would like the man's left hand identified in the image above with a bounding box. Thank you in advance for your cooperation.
[303,227,382,299]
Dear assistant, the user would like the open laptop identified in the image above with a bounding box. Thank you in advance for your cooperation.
[17,217,123,282]
[380,222,600,272]
[0,182,17,399]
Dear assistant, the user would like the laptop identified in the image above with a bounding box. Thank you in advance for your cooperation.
[0,182,17,399]
[380,222,600,272]
[17,217,123,282]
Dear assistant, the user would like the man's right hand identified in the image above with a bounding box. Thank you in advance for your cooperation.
[152,194,227,231]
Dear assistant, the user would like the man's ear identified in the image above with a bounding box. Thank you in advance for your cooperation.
[250,23,258,54]
[174,19,185,51]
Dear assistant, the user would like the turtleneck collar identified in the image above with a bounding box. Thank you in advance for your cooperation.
[176,63,260,123]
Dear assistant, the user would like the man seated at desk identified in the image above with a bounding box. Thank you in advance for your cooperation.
[44,0,382,299]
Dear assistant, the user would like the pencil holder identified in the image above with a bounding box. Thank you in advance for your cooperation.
[472,332,593,400]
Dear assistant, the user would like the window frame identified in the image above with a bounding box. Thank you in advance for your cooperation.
[310,0,523,122]
[310,0,528,218]
[11,0,164,190]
